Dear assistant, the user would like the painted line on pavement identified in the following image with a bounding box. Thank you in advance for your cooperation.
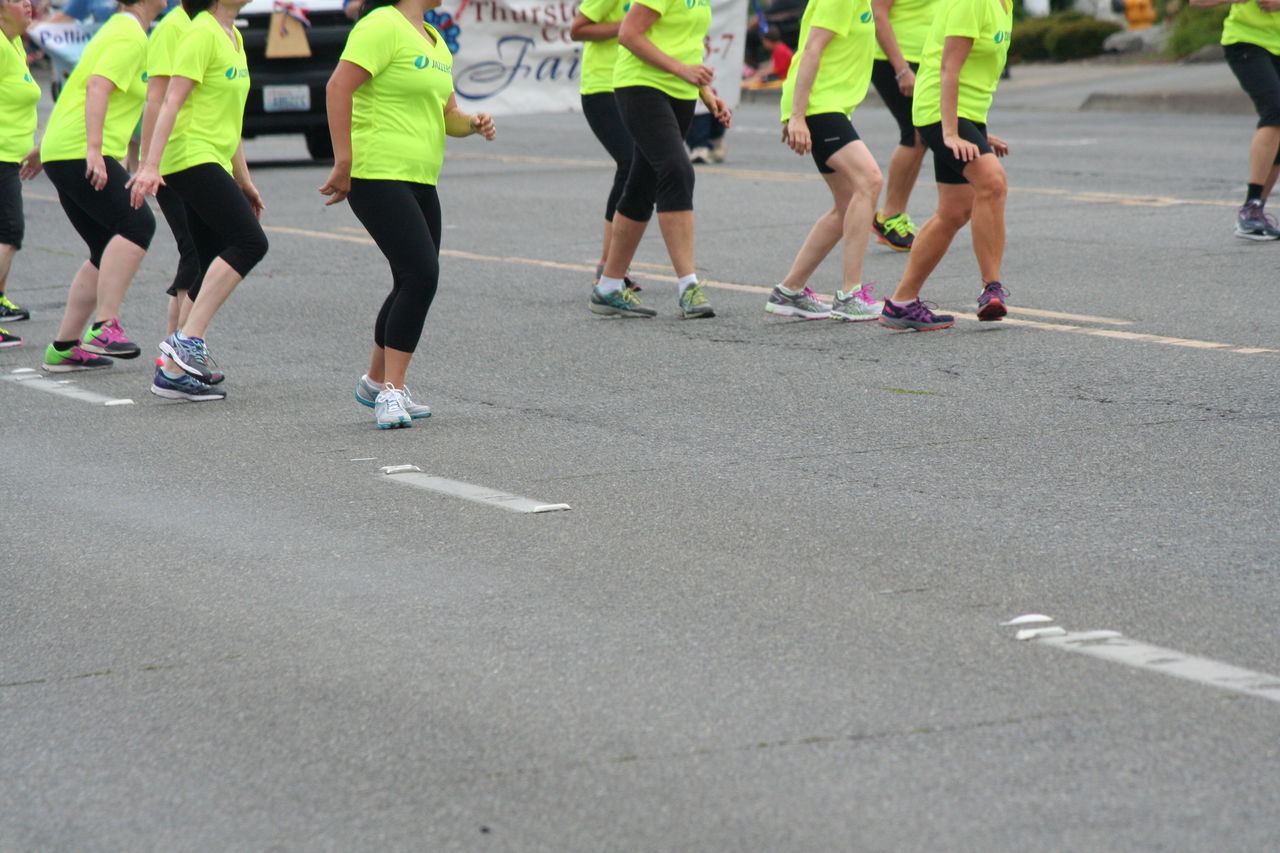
[268,224,1275,356]
[379,467,570,513]
[1030,629,1280,705]
[3,371,134,406]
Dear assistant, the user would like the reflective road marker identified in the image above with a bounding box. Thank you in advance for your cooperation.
[1029,629,1280,705]
[3,371,134,406]
[380,467,570,514]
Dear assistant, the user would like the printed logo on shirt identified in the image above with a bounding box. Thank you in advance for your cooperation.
[24,73,32,82]
[224,66,249,80]
[684,0,711,8]
[994,30,1011,43]
[141,72,149,82]
[860,10,872,22]
[414,55,453,72]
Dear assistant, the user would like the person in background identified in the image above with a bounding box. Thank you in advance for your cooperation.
[0,0,40,344]
[1190,0,1280,240]
[745,25,793,84]
[868,0,938,251]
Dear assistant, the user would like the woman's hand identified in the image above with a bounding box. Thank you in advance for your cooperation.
[240,181,265,218]
[470,112,497,141]
[19,146,41,180]
[318,163,351,206]
[784,116,811,155]
[85,150,108,190]
[676,62,714,86]
[988,133,1010,157]
[943,132,980,162]
[896,66,915,97]
[126,164,162,209]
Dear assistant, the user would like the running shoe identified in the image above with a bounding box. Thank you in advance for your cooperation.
[690,146,711,164]
[710,137,727,163]
[41,343,112,371]
[872,212,916,251]
[159,332,220,383]
[977,281,1008,321]
[0,294,29,322]
[81,318,141,359]
[765,285,832,319]
[0,327,22,348]
[678,282,715,319]
[879,299,955,331]
[1234,200,1280,241]
[830,283,884,322]
[150,367,226,402]
[589,285,657,318]
[355,375,431,418]
[374,385,412,429]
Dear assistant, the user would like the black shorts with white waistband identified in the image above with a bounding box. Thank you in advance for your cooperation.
[917,119,992,185]
[801,112,859,174]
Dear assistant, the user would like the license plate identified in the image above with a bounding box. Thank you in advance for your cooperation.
[263,85,310,113]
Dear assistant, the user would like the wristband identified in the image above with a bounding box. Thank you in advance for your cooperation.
[895,67,910,80]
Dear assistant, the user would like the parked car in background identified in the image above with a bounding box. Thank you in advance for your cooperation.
[237,0,353,159]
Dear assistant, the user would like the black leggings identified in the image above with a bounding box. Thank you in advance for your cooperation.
[156,182,203,298]
[1225,41,1280,131]
[871,59,921,147]
[581,92,634,222]
[348,178,441,354]
[614,86,696,222]
[0,162,22,248]
[163,162,268,281]
[44,158,155,267]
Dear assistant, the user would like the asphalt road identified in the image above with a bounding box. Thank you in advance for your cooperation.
[3,79,1278,851]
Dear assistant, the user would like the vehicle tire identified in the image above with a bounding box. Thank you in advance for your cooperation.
[305,127,334,161]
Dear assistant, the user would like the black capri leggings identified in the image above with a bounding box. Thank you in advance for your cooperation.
[1225,42,1280,157]
[44,158,155,267]
[581,91,634,222]
[871,59,921,148]
[156,183,203,298]
[347,178,441,354]
[613,85,697,222]
[0,162,23,249]
[163,162,268,281]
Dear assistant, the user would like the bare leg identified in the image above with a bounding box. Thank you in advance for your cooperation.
[93,236,146,323]
[180,258,243,339]
[166,294,182,336]
[602,212,647,280]
[366,344,386,384]
[828,141,883,290]
[598,220,613,271]
[382,346,412,389]
[963,153,1007,284]
[1263,162,1280,202]
[1246,126,1280,189]
[880,137,927,219]
[54,261,100,342]
[656,210,696,279]
[891,183,973,304]
[0,243,16,294]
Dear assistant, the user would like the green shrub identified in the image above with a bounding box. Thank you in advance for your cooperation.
[1011,11,1089,62]
[1165,4,1228,58]
[1044,18,1124,61]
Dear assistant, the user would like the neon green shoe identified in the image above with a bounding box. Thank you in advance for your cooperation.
[0,294,28,322]
[872,212,916,251]
[678,282,715,319]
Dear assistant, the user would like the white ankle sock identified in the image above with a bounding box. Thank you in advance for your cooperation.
[597,275,625,295]
[677,274,698,294]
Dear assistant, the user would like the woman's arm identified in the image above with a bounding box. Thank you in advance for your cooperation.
[939,35,976,160]
[782,26,834,155]
[570,10,621,42]
[83,74,113,189]
[618,3,712,86]
[317,59,370,206]
[872,0,914,95]
[443,93,496,139]
[127,75,194,207]
[139,74,169,172]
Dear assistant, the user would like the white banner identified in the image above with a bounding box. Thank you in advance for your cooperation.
[434,0,746,116]
[28,19,102,91]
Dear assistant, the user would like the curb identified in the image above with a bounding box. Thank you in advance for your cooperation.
[1080,90,1253,115]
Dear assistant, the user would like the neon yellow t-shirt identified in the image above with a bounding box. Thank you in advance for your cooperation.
[161,11,249,175]
[874,0,942,63]
[912,0,1011,126]
[780,0,876,119]
[340,6,454,186]
[147,5,193,78]
[40,13,148,162]
[578,0,628,95]
[613,0,712,100]
[1,36,40,163]
[1222,2,1280,56]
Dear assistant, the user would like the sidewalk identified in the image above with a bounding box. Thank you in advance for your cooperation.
[743,58,1252,115]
